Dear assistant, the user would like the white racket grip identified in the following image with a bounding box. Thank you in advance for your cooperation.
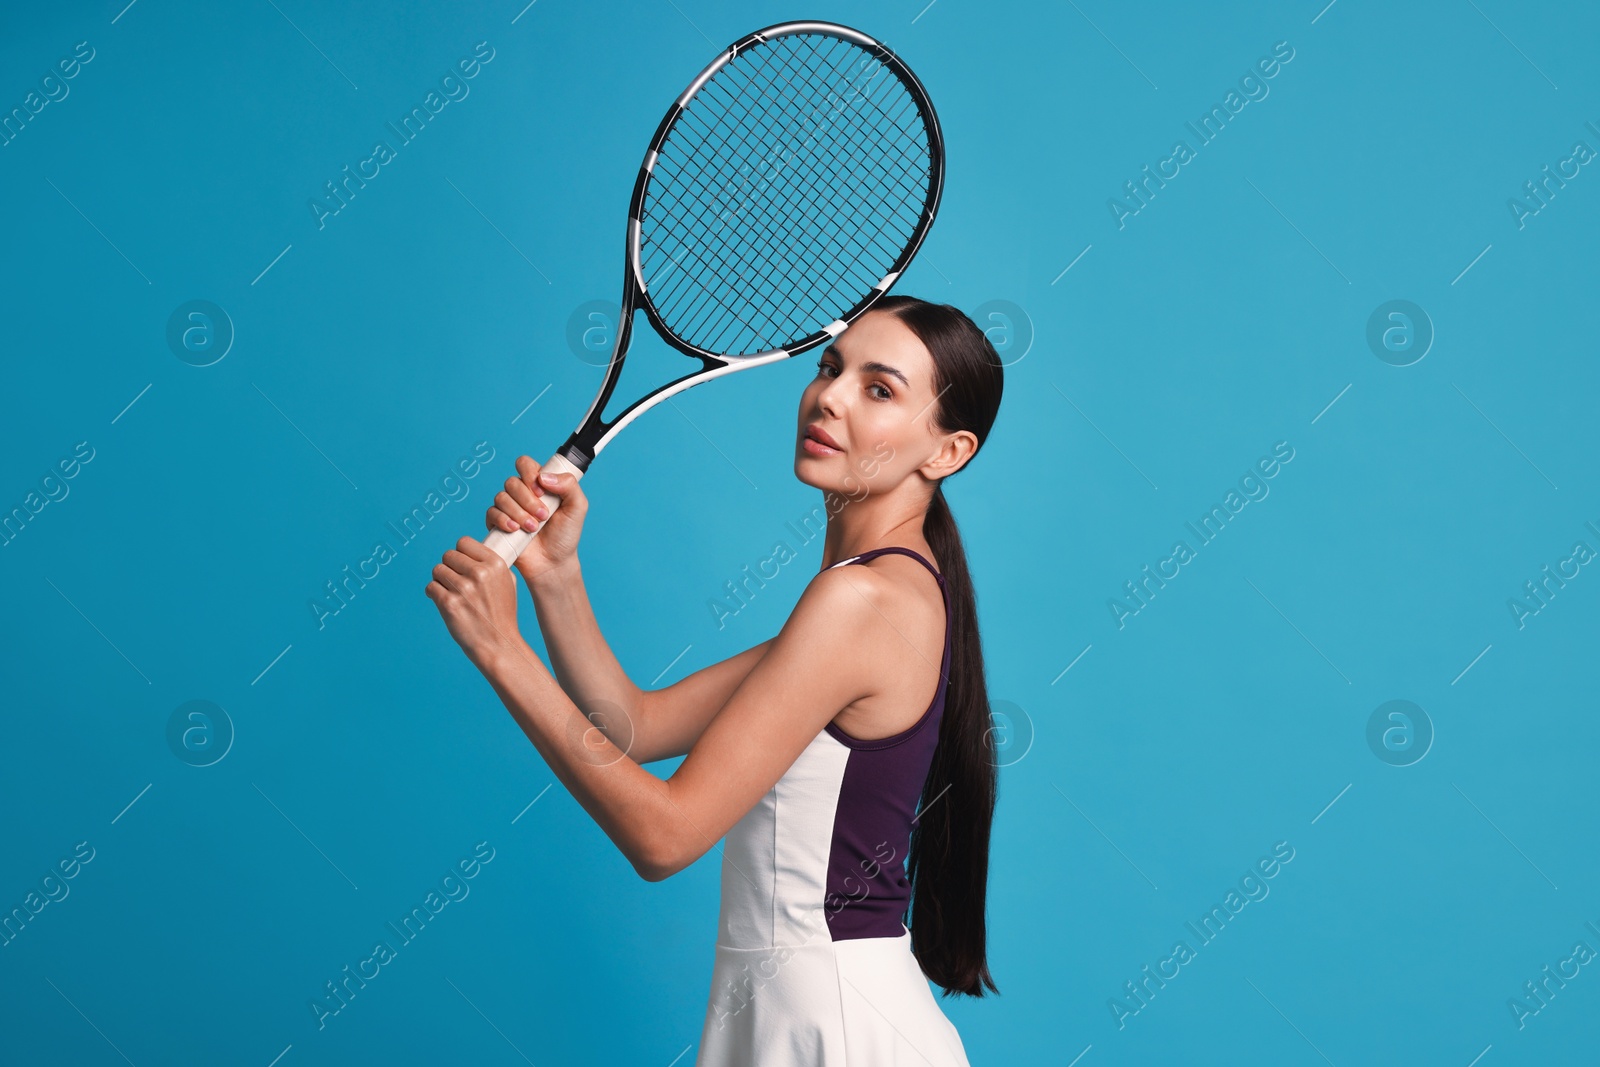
[481,452,586,568]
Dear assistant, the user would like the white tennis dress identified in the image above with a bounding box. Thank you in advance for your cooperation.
[693,547,972,1067]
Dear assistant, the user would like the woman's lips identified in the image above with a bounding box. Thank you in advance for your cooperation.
[804,423,843,452]
[801,435,841,456]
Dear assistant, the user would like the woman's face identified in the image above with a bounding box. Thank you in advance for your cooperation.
[794,310,950,498]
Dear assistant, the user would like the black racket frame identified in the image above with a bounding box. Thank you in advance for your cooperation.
[552,20,946,472]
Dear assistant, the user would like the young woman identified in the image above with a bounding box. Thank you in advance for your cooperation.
[426,296,1004,1065]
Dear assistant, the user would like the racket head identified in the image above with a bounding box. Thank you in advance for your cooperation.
[629,21,944,365]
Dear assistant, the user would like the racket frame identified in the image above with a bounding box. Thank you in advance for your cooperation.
[483,21,942,568]
[560,19,945,471]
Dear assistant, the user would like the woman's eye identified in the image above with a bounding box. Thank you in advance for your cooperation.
[815,359,836,377]
[869,383,892,400]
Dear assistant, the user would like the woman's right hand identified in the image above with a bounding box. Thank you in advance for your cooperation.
[486,455,588,587]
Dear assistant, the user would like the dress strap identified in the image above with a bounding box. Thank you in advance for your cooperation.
[827,546,946,585]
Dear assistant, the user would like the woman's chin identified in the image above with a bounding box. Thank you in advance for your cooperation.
[792,462,839,492]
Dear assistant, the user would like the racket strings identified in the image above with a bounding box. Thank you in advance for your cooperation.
[683,48,929,342]
[650,37,902,342]
[641,235,774,352]
[640,31,935,356]
[644,51,825,345]
[655,91,923,350]
[667,39,928,336]
[655,112,923,352]
[685,43,930,325]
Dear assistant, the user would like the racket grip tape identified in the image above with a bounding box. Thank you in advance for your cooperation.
[481,451,586,568]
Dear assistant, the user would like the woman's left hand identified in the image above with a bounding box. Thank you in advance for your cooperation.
[425,537,524,669]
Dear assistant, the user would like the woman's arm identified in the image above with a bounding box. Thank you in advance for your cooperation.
[485,457,772,764]
[427,537,884,881]
[525,559,774,764]
[634,638,773,763]
[521,558,644,742]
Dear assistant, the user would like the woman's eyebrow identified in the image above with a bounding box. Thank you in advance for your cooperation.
[821,344,911,388]
[861,360,909,387]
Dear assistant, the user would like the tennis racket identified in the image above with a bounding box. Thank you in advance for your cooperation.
[481,19,945,567]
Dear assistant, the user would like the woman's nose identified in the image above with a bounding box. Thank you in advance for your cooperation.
[816,378,844,418]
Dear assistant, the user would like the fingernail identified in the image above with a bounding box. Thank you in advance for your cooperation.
[523,518,537,531]
[540,473,558,485]
[535,505,549,520]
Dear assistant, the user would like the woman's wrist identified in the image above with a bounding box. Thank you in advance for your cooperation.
[475,632,541,685]
[521,554,581,596]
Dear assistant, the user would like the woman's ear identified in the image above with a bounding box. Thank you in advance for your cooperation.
[920,429,978,481]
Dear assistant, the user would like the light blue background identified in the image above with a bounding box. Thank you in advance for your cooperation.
[3,1,1597,1063]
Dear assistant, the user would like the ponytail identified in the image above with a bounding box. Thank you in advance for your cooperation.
[907,484,1000,996]
[870,294,1004,998]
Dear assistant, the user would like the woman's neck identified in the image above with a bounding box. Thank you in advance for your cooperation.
[818,483,932,568]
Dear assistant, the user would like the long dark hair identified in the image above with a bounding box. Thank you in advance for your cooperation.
[875,295,1004,997]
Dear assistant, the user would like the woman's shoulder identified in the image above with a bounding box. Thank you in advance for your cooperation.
[801,550,948,734]
[800,548,945,648]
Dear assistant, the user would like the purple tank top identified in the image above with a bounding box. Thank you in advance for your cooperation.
[820,546,951,940]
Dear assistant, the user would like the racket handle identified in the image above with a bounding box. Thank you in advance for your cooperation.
[482,451,586,568]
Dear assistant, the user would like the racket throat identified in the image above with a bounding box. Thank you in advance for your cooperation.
[554,434,597,474]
